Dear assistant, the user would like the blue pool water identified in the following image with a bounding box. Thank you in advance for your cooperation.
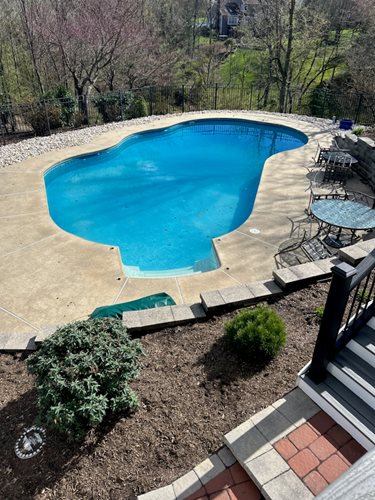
[45,119,307,276]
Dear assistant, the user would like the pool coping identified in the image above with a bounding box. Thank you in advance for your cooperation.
[0,111,335,333]
[5,237,375,350]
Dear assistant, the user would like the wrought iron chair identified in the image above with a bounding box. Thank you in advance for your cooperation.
[322,163,352,184]
[345,190,375,209]
[274,215,334,268]
[305,171,346,214]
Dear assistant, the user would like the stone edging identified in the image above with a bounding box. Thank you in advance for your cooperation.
[1,238,374,350]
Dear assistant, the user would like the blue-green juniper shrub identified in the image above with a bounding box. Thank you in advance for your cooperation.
[27,318,144,441]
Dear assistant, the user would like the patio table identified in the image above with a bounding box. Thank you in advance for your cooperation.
[321,151,358,166]
[310,198,375,248]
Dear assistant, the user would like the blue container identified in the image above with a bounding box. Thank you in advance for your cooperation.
[339,119,353,130]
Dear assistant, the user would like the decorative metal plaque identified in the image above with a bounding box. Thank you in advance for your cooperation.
[15,426,46,459]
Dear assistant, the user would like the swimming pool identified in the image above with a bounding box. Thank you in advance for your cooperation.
[44,118,307,277]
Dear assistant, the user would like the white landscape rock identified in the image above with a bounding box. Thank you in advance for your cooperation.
[0,110,336,169]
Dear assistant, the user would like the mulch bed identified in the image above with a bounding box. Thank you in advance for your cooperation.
[0,281,329,500]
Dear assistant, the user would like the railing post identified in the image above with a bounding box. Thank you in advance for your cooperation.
[308,262,357,384]
[214,83,218,110]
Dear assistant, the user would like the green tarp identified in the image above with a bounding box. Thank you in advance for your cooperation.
[89,292,176,319]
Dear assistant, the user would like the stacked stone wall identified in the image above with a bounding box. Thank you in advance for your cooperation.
[336,134,375,191]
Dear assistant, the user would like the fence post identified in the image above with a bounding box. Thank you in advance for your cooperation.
[148,87,153,116]
[85,95,90,125]
[249,85,253,110]
[119,91,124,121]
[43,100,51,135]
[321,87,328,118]
[0,117,5,145]
[308,262,357,384]
[214,83,218,110]
[181,85,185,113]
[355,94,364,124]
[0,107,5,145]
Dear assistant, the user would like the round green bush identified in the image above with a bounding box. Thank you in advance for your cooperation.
[27,318,144,441]
[224,306,286,361]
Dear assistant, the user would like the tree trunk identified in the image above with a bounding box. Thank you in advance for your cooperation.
[278,0,296,113]
[75,83,89,125]
[18,0,44,96]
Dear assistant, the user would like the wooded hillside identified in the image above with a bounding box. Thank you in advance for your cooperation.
[0,0,373,113]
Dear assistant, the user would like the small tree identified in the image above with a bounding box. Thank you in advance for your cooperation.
[27,318,144,441]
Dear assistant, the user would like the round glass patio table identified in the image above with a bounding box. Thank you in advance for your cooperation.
[311,199,375,230]
[311,198,375,248]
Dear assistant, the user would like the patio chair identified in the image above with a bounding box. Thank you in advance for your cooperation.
[322,163,352,185]
[274,215,334,268]
[301,235,334,261]
[305,172,346,214]
[331,136,351,152]
[314,144,332,165]
[345,190,375,209]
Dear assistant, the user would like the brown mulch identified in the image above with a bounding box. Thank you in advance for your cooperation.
[0,281,329,500]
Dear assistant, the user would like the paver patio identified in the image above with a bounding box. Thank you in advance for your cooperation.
[139,388,367,500]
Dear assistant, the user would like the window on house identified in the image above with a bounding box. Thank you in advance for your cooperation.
[227,15,239,25]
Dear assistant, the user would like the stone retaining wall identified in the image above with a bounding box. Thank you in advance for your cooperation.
[336,133,375,191]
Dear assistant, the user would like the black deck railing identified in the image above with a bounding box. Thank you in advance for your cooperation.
[1,85,375,145]
[308,249,375,383]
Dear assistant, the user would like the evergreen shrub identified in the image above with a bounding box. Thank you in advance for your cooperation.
[27,103,62,134]
[128,96,149,118]
[27,318,144,441]
[224,305,286,361]
[93,91,134,123]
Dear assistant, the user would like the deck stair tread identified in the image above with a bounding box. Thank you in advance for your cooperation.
[324,375,375,432]
[330,348,375,401]
[300,371,375,440]
[353,325,375,355]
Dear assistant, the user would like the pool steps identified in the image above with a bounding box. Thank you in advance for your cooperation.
[123,255,218,278]
[1,238,374,350]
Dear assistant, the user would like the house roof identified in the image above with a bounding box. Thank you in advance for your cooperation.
[222,2,241,16]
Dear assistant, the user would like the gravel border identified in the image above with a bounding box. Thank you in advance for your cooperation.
[0,110,336,169]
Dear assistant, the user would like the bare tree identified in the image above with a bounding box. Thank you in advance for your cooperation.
[346,0,375,94]
[17,0,45,95]
[32,0,138,119]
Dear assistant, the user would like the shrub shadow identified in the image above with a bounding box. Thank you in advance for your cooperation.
[0,386,120,499]
[196,335,269,385]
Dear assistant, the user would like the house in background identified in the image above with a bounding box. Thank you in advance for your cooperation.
[217,0,260,37]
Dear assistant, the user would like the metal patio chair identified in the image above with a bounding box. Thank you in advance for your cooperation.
[274,215,334,268]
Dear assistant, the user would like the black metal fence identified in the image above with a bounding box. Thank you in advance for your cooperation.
[1,85,374,145]
[308,249,375,383]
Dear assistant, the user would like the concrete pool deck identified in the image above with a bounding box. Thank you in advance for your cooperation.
[0,111,335,333]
